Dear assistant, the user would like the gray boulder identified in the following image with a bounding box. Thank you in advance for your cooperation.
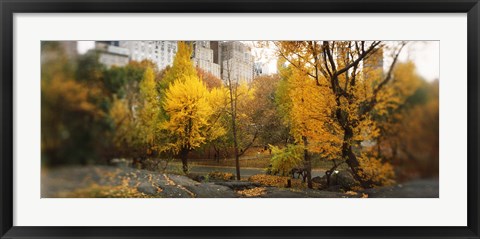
[336,170,359,190]
[326,185,343,192]
[311,176,324,184]
[137,182,158,195]
[321,170,359,190]
[188,173,206,182]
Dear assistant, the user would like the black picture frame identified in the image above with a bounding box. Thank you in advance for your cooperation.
[1,0,479,238]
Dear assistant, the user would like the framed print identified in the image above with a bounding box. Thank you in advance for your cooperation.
[1,0,479,238]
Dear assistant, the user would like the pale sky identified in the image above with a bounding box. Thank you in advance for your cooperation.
[399,41,439,81]
[77,40,439,81]
[77,41,95,54]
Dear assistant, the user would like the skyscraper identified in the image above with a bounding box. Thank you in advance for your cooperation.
[119,41,177,70]
[220,41,255,84]
[190,41,221,79]
[94,41,130,68]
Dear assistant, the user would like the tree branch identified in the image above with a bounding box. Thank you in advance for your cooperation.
[334,41,381,78]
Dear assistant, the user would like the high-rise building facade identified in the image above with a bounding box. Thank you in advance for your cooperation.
[220,41,255,84]
[254,61,271,77]
[190,41,221,79]
[94,41,130,68]
[115,41,255,83]
[119,41,177,70]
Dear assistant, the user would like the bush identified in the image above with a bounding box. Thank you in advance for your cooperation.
[269,144,303,176]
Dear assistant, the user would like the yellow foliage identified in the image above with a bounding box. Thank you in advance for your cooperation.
[161,42,198,88]
[374,61,422,116]
[109,96,136,150]
[232,82,256,124]
[137,66,161,152]
[286,67,342,158]
[269,144,303,176]
[357,153,395,186]
[275,41,422,187]
[161,68,226,154]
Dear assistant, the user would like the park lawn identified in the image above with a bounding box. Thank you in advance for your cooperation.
[189,156,271,168]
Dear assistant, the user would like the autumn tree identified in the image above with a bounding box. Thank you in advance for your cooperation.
[160,42,226,173]
[269,144,304,176]
[102,61,151,161]
[102,60,151,99]
[108,95,138,159]
[161,75,226,173]
[274,41,415,188]
[376,74,438,180]
[41,42,107,166]
[280,65,340,188]
[159,42,198,93]
[196,67,223,89]
[223,61,259,180]
[132,66,162,166]
[399,81,439,178]
[251,75,290,146]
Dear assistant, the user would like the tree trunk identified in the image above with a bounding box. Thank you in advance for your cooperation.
[228,75,241,180]
[302,136,313,189]
[132,157,145,169]
[232,120,241,180]
[213,144,220,163]
[180,147,189,174]
[342,126,373,188]
[325,160,341,187]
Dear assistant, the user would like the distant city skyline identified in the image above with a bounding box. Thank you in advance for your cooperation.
[77,40,439,82]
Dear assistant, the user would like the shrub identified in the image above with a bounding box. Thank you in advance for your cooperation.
[269,144,304,176]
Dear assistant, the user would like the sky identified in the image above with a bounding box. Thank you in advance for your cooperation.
[78,41,439,81]
[77,41,95,54]
[398,41,439,81]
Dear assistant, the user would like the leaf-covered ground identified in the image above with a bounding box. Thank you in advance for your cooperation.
[41,166,438,198]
